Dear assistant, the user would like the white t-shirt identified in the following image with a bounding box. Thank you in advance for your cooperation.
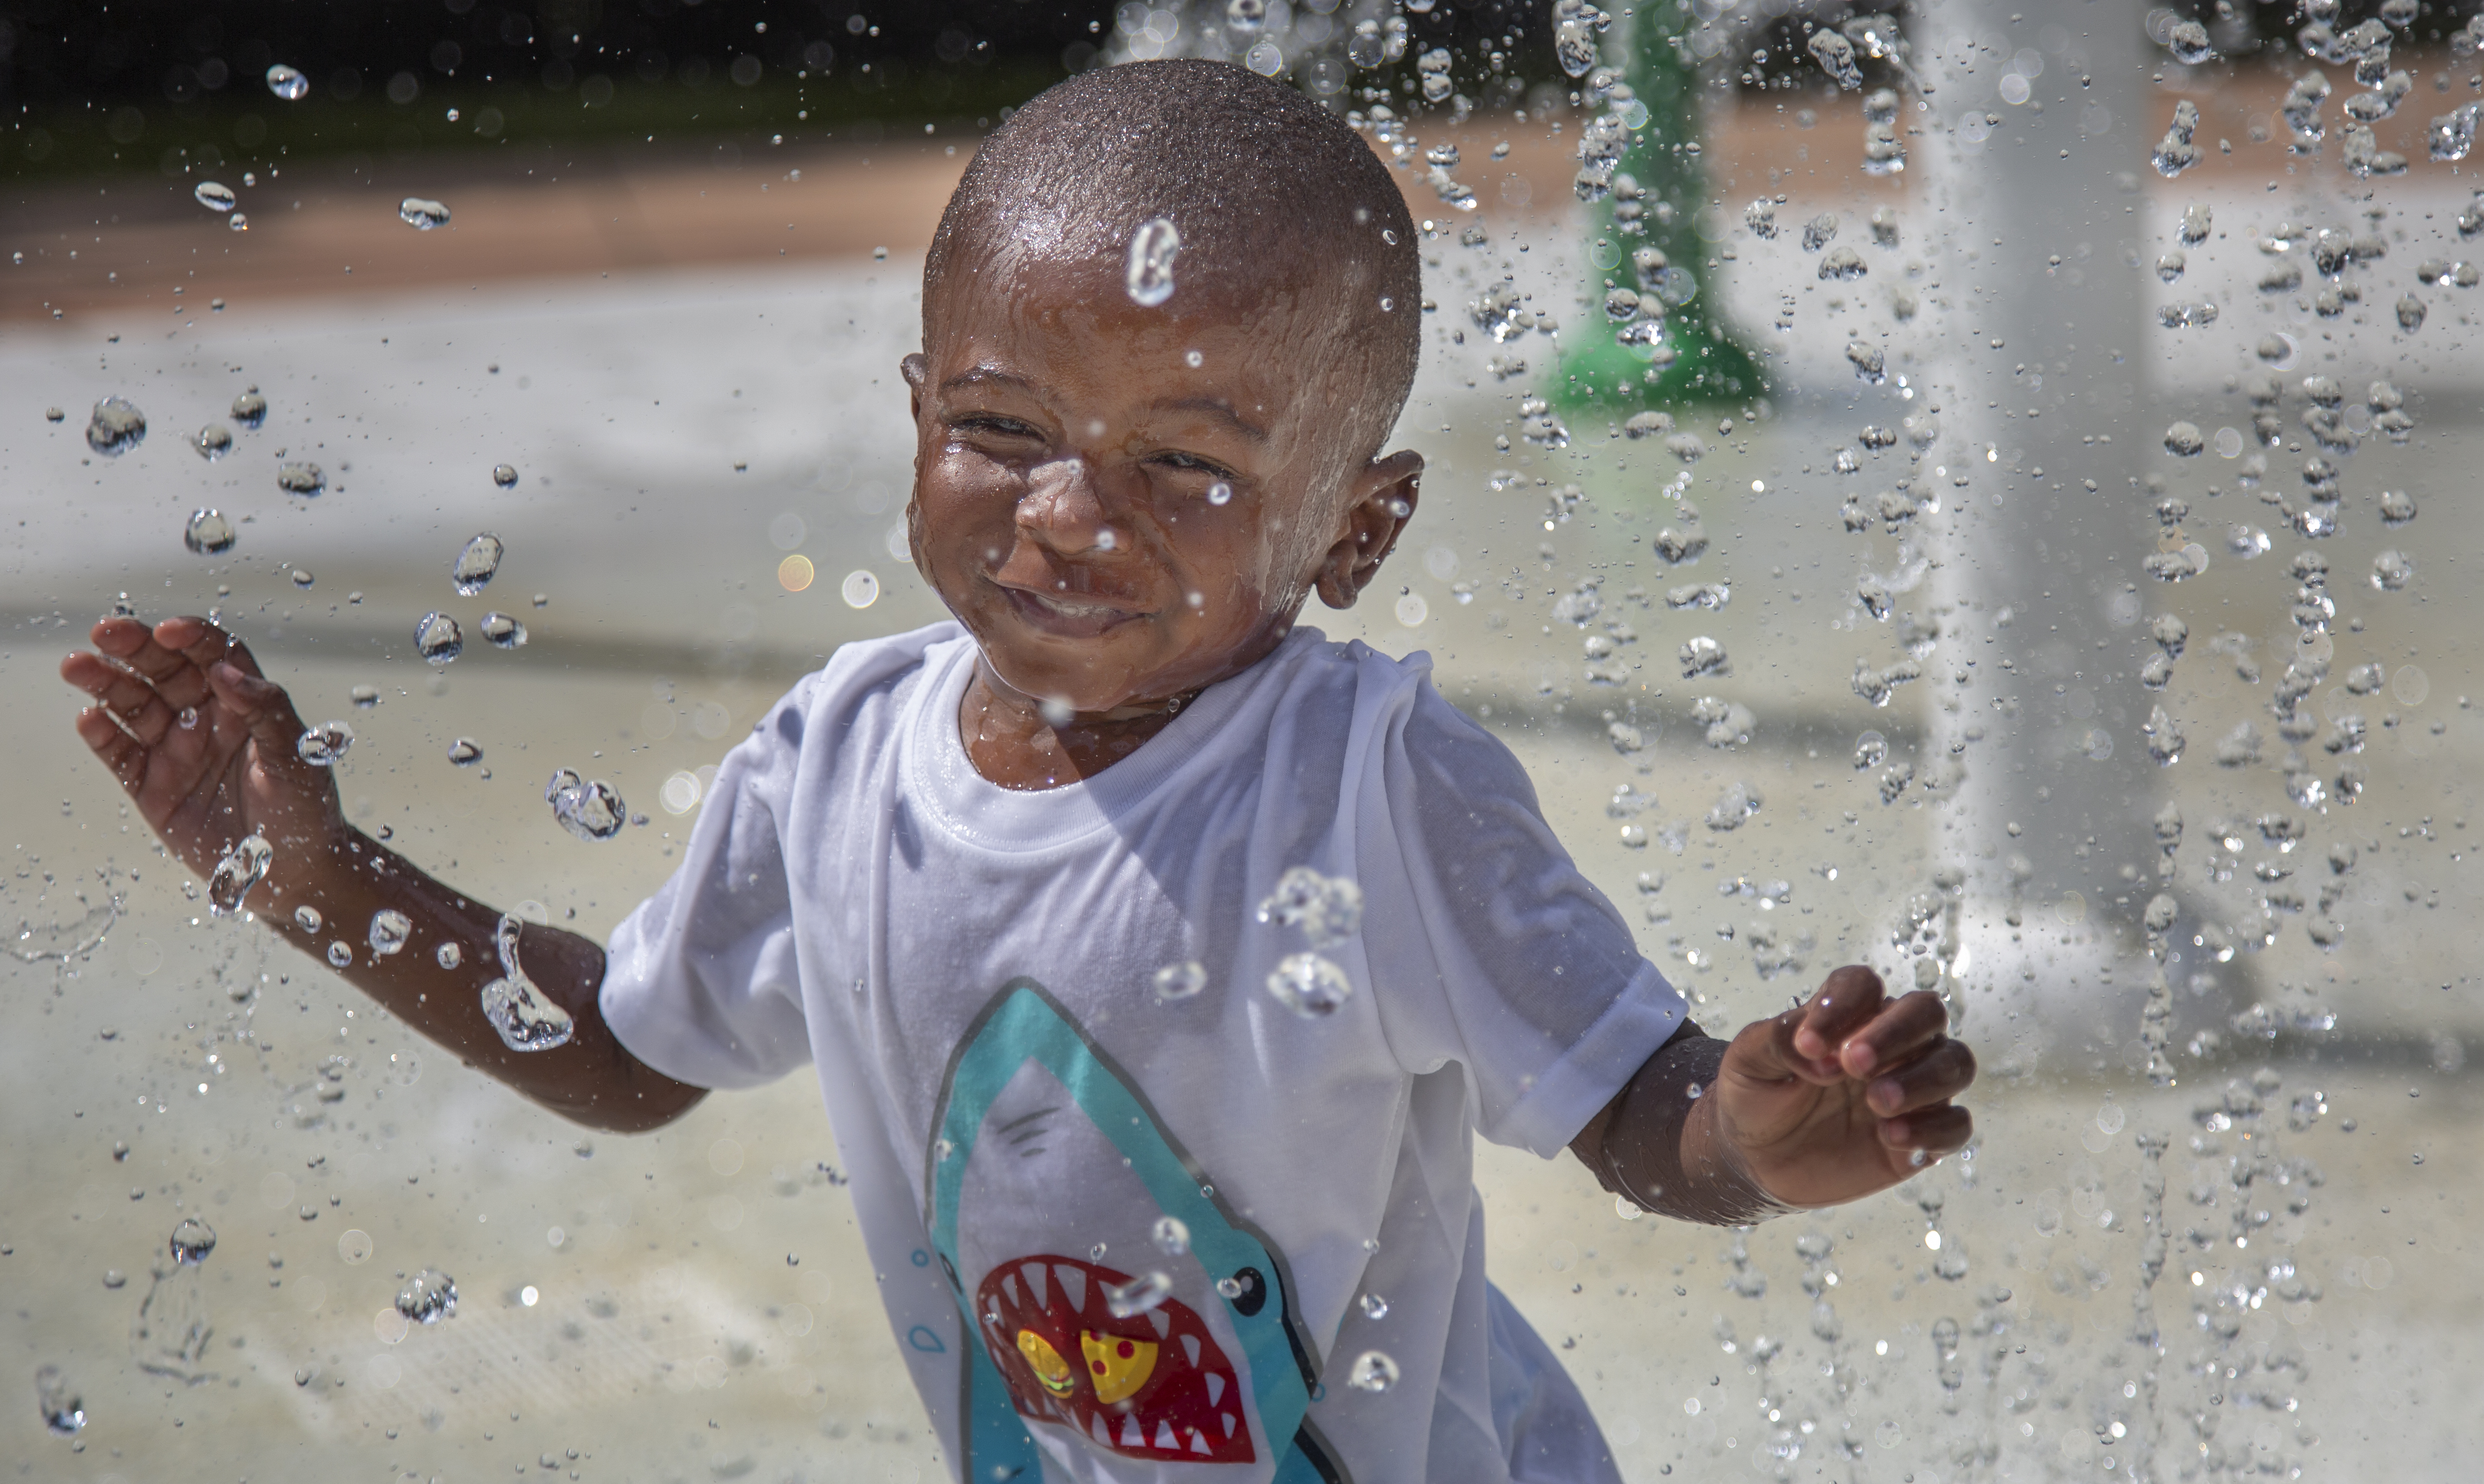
[603,622,1686,1484]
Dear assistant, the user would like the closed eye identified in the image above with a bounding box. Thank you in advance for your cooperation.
[953,414,1044,440]
[1151,449,1235,479]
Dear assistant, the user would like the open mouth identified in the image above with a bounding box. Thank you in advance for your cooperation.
[975,1254,1253,1464]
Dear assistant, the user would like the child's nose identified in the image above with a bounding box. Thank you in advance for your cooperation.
[1016,457,1123,557]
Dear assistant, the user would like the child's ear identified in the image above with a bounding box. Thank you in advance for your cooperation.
[1313,450,1424,610]
[902,353,930,422]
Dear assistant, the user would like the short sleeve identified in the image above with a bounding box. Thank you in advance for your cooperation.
[1360,681,1685,1158]
[601,679,818,1090]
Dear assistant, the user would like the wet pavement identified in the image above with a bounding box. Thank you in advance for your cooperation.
[5,87,2481,1484]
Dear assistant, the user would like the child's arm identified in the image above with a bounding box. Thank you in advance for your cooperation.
[62,616,706,1133]
[1573,965,1974,1221]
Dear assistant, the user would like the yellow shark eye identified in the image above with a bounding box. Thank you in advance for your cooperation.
[1079,1329,1159,1406]
[1016,1328,1077,1397]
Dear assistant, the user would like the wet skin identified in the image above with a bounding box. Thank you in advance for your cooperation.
[905,246,1421,790]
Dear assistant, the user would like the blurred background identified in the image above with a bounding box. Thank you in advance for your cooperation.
[5,2,2480,1481]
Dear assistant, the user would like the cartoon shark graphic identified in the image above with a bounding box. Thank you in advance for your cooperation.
[926,981,1344,1481]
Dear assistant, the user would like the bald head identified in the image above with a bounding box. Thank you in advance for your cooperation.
[925,59,1422,461]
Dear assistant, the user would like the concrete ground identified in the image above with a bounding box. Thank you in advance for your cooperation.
[4,81,2479,1484]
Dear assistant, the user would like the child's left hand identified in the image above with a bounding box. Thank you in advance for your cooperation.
[1710,964,1976,1209]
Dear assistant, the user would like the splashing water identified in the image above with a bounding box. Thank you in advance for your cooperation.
[1152,960,1207,1002]
[85,397,146,456]
[1265,952,1353,1018]
[167,1217,216,1266]
[34,1365,83,1436]
[1808,30,1863,90]
[546,769,627,842]
[479,914,575,1051]
[1256,866,1364,949]
[295,720,353,766]
[206,835,272,917]
[182,509,235,555]
[368,910,411,958]
[1347,1349,1401,1392]
[1125,216,1181,307]
[395,1268,459,1324]
[414,613,464,665]
[478,612,527,649]
[1103,1270,1172,1319]
[451,533,504,594]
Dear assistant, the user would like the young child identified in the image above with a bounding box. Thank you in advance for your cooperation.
[63,60,1973,1484]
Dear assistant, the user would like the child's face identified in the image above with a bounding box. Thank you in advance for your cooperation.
[903,249,1419,715]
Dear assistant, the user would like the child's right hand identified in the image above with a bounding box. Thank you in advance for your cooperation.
[61,616,346,889]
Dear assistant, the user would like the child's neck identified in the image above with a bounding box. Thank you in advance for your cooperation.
[958,662,1199,791]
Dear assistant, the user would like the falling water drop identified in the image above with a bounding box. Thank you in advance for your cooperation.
[265,63,309,100]
[85,397,146,456]
[414,613,464,665]
[451,533,504,595]
[1125,217,1181,307]
[194,180,238,213]
[183,509,236,555]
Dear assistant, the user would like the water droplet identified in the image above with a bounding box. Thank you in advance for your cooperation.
[1152,960,1207,1002]
[207,834,273,917]
[1228,0,1269,31]
[1360,1291,1390,1320]
[276,461,325,496]
[34,1364,84,1436]
[85,396,146,456]
[1256,866,1364,949]
[479,612,527,649]
[168,1216,217,1265]
[546,769,627,841]
[448,737,483,766]
[293,905,323,933]
[1679,635,1729,679]
[327,940,353,967]
[1206,480,1234,506]
[1853,731,1888,770]
[265,63,309,100]
[229,389,267,428]
[1807,28,1862,88]
[1348,1349,1401,1393]
[1845,341,1886,383]
[368,910,411,958]
[435,941,463,969]
[1125,216,1181,307]
[492,462,519,488]
[841,569,880,608]
[2163,421,2205,457]
[296,720,353,765]
[194,180,237,213]
[1152,1216,1191,1256]
[183,508,235,555]
[2428,102,2479,161]
[185,422,234,465]
[1266,952,1353,1018]
[2395,294,2426,331]
[395,1268,458,1324]
[414,613,464,665]
[451,533,504,595]
[2226,525,2271,558]
[1103,1270,1172,1319]
[398,197,451,231]
[1705,782,1763,832]
[228,213,248,232]
[2371,550,2414,591]
[2166,19,2215,65]
[480,915,576,1050]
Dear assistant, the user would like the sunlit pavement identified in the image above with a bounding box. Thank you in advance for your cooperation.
[6,120,2482,1480]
